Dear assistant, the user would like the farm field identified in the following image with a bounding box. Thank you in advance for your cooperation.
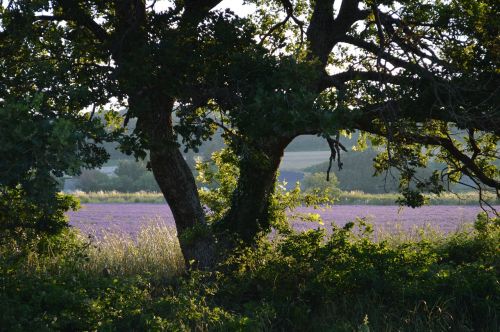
[67,203,499,238]
[280,150,331,170]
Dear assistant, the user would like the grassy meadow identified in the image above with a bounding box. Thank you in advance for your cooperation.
[1,215,499,331]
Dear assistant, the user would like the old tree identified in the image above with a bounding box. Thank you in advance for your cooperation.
[1,0,498,266]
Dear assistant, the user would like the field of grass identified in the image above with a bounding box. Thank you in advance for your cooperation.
[280,150,332,170]
[73,190,165,203]
[1,216,499,331]
[72,190,499,206]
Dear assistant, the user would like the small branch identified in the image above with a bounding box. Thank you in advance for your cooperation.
[88,103,97,123]
[146,0,158,10]
[258,14,291,46]
[340,35,434,78]
[325,133,347,181]
[279,0,305,49]
[34,14,69,21]
[372,5,386,65]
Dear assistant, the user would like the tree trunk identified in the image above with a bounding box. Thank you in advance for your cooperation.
[143,98,216,269]
[110,0,222,269]
[220,138,291,243]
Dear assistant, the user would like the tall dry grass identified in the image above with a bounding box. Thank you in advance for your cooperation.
[73,190,165,203]
[85,221,185,280]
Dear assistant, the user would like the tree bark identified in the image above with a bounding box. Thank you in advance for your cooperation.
[219,138,291,243]
[144,97,216,269]
[110,0,220,269]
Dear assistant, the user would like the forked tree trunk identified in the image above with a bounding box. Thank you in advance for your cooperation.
[220,138,291,243]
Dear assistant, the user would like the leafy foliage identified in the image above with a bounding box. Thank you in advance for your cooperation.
[215,216,499,331]
[210,0,500,210]
[300,172,341,197]
[1,215,498,331]
[0,188,78,241]
[196,149,239,223]
[0,97,111,235]
[0,1,119,235]
[196,148,333,233]
[304,149,400,193]
[2,0,498,249]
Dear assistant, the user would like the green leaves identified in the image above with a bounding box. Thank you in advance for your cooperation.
[196,148,239,223]
[0,1,123,235]
[0,64,112,236]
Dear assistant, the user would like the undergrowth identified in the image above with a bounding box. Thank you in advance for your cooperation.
[1,214,498,331]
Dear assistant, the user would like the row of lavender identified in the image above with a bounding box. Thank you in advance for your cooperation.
[67,204,498,239]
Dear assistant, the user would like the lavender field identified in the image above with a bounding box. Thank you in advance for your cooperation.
[67,203,499,238]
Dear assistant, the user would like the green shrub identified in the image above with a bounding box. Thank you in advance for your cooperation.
[300,172,340,197]
[215,217,499,331]
[0,187,79,241]
[0,96,110,236]
[1,216,498,331]
[0,227,247,331]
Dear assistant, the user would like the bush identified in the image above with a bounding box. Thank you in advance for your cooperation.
[0,227,246,331]
[300,172,340,197]
[0,187,78,241]
[215,217,499,331]
[77,169,112,192]
[0,97,110,236]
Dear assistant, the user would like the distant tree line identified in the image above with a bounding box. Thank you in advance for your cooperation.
[303,149,454,194]
[76,146,450,195]
[76,160,159,192]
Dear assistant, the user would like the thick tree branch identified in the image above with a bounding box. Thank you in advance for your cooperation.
[357,98,500,135]
[54,0,109,43]
[182,0,223,25]
[306,0,335,65]
[306,0,372,95]
[34,12,108,43]
[337,106,500,191]
[307,0,370,65]
[411,135,499,190]
[334,0,364,36]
